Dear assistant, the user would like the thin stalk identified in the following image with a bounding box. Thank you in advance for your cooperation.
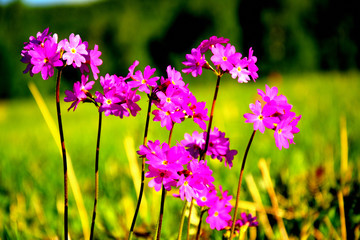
[156,185,167,240]
[195,208,207,240]
[89,111,102,240]
[229,130,256,239]
[55,67,68,240]
[201,73,222,160]
[186,199,194,240]
[155,123,175,240]
[177,201,188,240]
[129,96,153,239]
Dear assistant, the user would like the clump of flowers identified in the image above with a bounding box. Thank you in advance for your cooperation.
[21,29,301,240]
[244,84,301,150]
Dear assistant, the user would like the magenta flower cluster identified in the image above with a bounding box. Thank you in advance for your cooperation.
[182,36,258,82]
[21,28,102,80]
[138,139,234,230]
[21,29,302,236]
[244,85,301,150]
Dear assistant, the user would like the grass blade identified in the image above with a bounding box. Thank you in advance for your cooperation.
[28,81,90,239]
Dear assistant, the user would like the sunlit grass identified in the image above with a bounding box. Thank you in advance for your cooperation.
[0,71,359,239]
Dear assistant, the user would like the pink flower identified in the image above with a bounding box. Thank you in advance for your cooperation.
[63,33,88,67]
[274,119,294,150]
[152,109,184,131]
[146,165,178,192]
[206,196,232,230]
[182,48,206,77]
[197,36,229,54]
[245,85,301,150]
[247,47,259,81]
[210,43,237,71]
[128,63,159,94]
[80,44,103,80]
[229,59,251,83]
[29,38,63,80]
[244,100,279,133]
[64,75,94,111]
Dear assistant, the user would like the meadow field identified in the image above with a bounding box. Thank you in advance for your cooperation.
[0,71,359,239]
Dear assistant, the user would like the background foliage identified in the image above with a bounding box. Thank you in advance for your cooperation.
[0,0,359,98]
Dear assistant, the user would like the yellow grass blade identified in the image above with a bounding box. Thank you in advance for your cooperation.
[245,174,274,239]
[340,116,349,183]
[258,158,289,240]
[28,81,89,240]
[337,191,347,240]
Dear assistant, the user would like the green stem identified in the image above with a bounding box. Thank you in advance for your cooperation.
[155,123,175,240]
[55,68,68,240]
[177,201,188,240]
[195,208,207,240]
[156,185,167,240]
[229,130,256,239]
[90,111,102,240]
[128,96,153,239]
[201,73,222,160]
[186,199,194,240]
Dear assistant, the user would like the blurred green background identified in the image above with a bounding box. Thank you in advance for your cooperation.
[1,0,359,98]
[0,0,359,239]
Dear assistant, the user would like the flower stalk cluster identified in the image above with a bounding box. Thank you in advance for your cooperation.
[21,29,301,239]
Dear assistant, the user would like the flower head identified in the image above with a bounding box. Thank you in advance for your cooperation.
[80,44,103,80]
[182,48,206,77]
[197,36,229,54]
[64,75,94,111]
[28,37,63,80]
[128,62,159,94]
[244,84,301,150]
[62,33,88,67]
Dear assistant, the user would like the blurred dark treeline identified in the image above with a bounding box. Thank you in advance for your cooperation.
[0,0,358,98]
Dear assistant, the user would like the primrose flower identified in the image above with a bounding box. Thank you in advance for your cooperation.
[62,33,88,67]
[146,165,178,192]
[64,75,94,111]
[237,212,258,227]
[80,44,103,80]
[195,188,218,207]
[244,84,301,150]
[244,100,279,133]
[247,47,259,81]
[197,36,229,54]
[28,37,63,80]
[182,48,206,77]
[210,43,238,71]
[128,63,159,94]
[152,108,184,131]
[229,59,251,83]
[166,65,185,88]
[206,193,233,230]
[274,118,294,150]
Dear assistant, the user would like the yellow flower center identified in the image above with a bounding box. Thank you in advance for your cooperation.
[106,99,112,105]
[214,211,219,217]
[166,98,171,103]
[141,79,146,84]
[222,56,227,61]
[258,115,263,120]
[201,196,207,202]
[71,48,77,54]
[43,58,49,63]
[237,66,242,72]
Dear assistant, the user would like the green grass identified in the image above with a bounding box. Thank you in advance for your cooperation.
[1,71,359,239]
